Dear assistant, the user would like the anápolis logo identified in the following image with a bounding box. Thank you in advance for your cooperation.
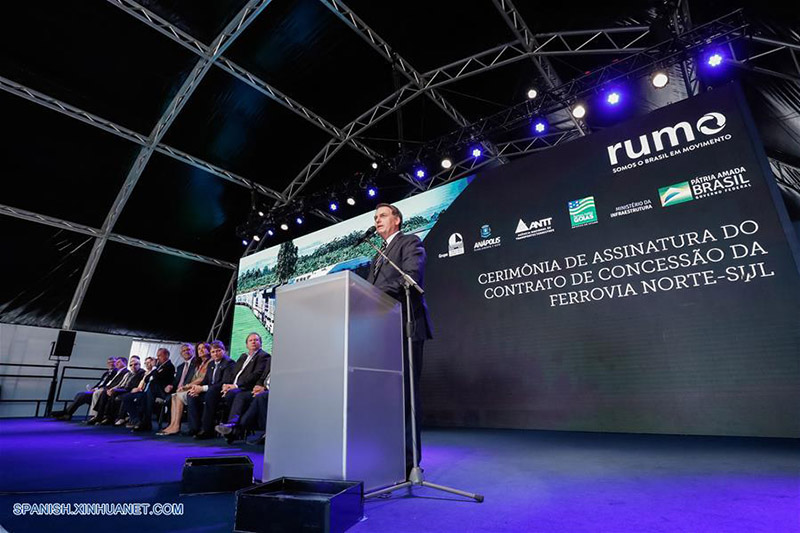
[474,224,501,251]
[480,225,492,239]
[607,112,727,166]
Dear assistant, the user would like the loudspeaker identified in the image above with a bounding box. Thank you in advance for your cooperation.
[53,330,76,359]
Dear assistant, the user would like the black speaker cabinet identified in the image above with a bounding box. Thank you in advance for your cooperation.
[53,330,77,359]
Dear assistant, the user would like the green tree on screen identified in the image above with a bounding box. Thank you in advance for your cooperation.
[275,240,298,282]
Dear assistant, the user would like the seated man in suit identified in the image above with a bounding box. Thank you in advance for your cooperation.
[186,340,235,439]
[132,348,175,432]
[216,348,271,443]
[89,356,144,425]
[54,357,117,421]
[116,356,155,426]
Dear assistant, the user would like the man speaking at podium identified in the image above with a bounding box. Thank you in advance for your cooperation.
[366,203,433,476]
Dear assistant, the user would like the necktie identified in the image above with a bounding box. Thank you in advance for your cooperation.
[211,363,218,385]
[374,241,387,274]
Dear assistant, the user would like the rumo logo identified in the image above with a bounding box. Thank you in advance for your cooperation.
[607,112,727,165]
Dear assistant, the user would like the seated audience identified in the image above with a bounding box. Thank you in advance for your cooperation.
[54,357,117,421]
[157,342,212,436]
[186,340,235,439]
[216,344,271,443]
[131,348,175,432]
[88,356,143,425]
[115,356,156,426]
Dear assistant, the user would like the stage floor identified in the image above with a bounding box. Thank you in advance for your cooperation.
[0,418,797,532]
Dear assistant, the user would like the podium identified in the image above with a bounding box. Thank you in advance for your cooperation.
[264,271,406,491]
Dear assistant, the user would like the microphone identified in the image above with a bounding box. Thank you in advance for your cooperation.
[355,226,376,246]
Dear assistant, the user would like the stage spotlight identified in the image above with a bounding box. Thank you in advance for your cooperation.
[252,235,261,242]
[295,216,304,225]
[415,168,426,179]
[329,201,338,212]
[280,223,289,231]
[367,186,378,198]
[527,88,538,99]
[267,229,275,236]
[242,239,248,246]
[471,147,482,158]
[371,161,378,170]
[606,92,621,105]
[533,119,547,134]
[346,196,356,206]
[572,104,586,119]
[651,71,669,88]
[707,52,723,67]
[441,157,453,169]
[258,211,264,217]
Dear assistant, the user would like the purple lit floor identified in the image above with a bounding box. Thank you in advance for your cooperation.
[0,418,798,532]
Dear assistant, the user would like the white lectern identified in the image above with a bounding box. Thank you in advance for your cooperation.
[264,270,406,491]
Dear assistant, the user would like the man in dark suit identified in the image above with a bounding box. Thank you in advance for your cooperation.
[215,348,271,443]
[366,203,433,476]
[54,357,117,421]
[186,340,236,438]
[88,356,144,425]
[132,348,175,431]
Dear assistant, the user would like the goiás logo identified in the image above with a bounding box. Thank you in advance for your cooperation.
[568,197,597,228]
[515,217,554,240]
[474,224,501,251]
[607,111,728,172]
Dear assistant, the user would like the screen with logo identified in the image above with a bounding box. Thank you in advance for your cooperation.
[422,83,800,437]
[233,83,800,437]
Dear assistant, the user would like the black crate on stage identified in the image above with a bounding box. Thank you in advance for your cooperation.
[234,477,364,533]
[180,456,254,495]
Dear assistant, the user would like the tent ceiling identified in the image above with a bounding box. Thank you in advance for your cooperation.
[1,0,798,340]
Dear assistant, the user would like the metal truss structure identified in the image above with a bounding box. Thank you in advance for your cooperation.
[3,1,798,340]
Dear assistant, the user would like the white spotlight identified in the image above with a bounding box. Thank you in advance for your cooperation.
[346,197,356,206]
[258,211,264,217]
[280,223,289,231]
[371,161,378,170]
[252,235,261,242]
[441,157,453,169]
[572,104,586,119]
[651,71,669,88]
[527,88,538,99]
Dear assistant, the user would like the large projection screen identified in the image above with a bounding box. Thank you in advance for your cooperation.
[234,83,800,438]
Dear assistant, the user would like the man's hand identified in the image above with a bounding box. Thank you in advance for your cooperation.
[164,385,173,393]
[221,384,234,393]
[188,385,203,397]
[252,385,266,396]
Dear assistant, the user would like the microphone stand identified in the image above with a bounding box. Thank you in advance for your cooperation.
[361,237,483,503]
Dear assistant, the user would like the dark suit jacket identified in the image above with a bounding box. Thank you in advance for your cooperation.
[93,369,117,389]
[113,368,145,392]
[104,368,129,388]
[201,357,235,388]
[366,232,433,341]
[150,360,175,391]
[228,349,268,391]
[171,360,196,389]
[254,353,272,388]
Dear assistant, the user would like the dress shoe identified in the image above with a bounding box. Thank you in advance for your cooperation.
[246,433,266,446]
[100,418,114,426]
[114,417,128,426]
[85,417,100,425]
[215,423,235,436]
[56,414,72,421]
[156,430,179,436]
[132,424,152,432]
[193,432,213,440]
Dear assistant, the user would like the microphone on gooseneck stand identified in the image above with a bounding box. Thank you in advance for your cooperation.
[354,226,377,246]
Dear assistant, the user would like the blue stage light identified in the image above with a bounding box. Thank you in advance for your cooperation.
[533,119,547,134]
[295,216,304,225]
[607,91,621,105]
[707,52,723,67]
[415,168,426,180]
[242,239,248,246]
[471,147,482,158]
[329,201,338,212]
[367,187,377,198]
[267,229,275,236]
